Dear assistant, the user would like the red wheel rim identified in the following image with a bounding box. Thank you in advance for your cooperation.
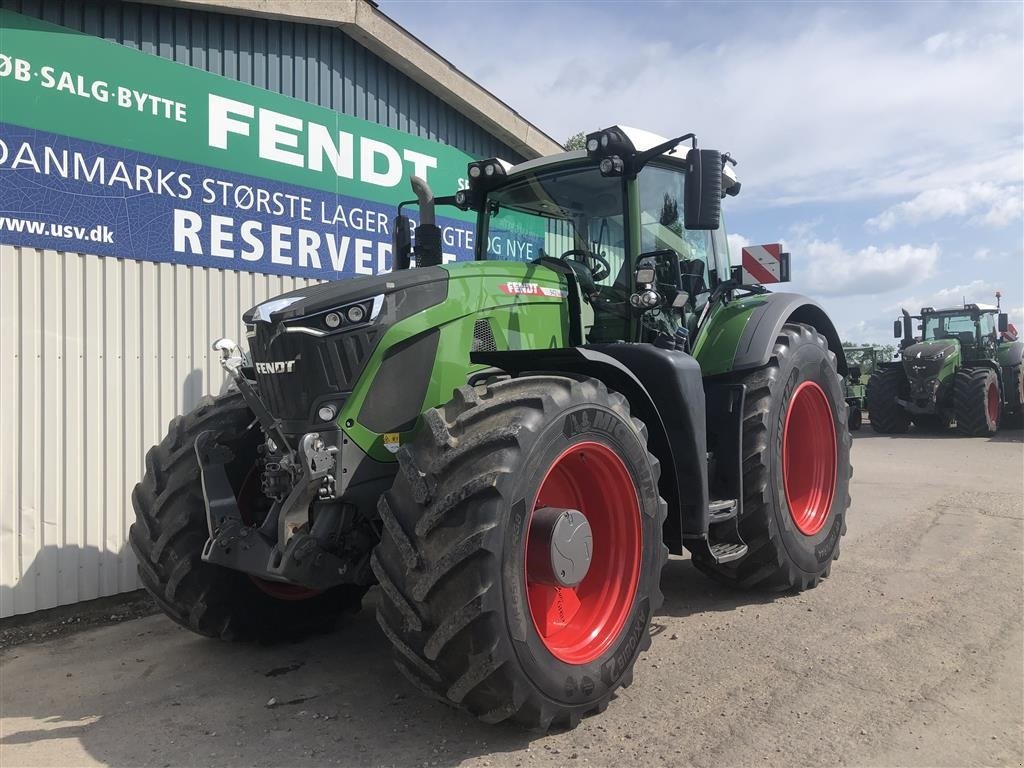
[783,382,837,536]
[238,466,320,601]
[525,441,642,665]
[986,381,999,424]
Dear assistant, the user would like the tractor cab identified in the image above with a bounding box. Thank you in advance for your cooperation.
[924,304,999,341]
[394,125,754,354]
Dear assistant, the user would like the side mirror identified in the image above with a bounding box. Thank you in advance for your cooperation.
[998,313,1009,333]
[392,214,412,271]
[893,320,902,339]
[684,149,721,230]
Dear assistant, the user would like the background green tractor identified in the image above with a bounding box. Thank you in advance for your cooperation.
[842,346,883,431]
[868,300,1024,436]
[130,126,852,729]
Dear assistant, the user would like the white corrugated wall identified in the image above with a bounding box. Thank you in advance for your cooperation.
[0,244,320,617]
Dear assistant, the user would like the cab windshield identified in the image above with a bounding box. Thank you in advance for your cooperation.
[922,312,995,342]
[481,164,626,289]
[480,161,719,301]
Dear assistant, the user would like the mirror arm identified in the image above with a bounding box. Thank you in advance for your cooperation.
[631,133,696,176]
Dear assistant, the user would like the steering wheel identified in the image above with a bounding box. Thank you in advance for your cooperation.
[560,248,611,283]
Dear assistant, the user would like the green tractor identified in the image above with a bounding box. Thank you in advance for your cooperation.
[842,346,882,431]
[130,126,852,729]
[868,300,1024,436]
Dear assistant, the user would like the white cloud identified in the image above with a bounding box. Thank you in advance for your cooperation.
[892,279,1001,313]
[794,239,939,297]
[393,3,1024,207]
[728,227,938,299]
[726,232,750,256]
[867,183,1023,231]
[973,194,1024,227]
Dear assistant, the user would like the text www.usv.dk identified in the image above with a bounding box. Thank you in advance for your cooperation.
[0,216,114,243]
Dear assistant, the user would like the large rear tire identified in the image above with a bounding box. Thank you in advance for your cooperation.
[1000,363,1024,425]
[129,392,367,642]
[693,323,851,591]
[954,368,1000,436]
[372,376,667,729]
[866,367,911,434]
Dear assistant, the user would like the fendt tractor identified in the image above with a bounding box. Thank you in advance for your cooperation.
[868,299,1023,436]
[130,126,852,730]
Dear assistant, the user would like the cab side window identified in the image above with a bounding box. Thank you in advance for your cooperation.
[638,165,713,305]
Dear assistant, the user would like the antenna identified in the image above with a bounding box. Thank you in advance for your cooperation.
[996,290,1002,310]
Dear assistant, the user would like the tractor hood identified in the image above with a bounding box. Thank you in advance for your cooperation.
[903,339,958,361]
[241,267,451,434]
[242,266,450,326]
[902,339,959,382]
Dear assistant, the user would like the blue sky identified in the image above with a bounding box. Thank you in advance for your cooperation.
[383,0,1023,344]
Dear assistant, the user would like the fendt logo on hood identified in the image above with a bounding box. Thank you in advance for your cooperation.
[255,360,297,374]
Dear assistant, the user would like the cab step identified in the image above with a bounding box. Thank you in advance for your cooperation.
[708,541,748,563]
[708,499,738,523]
[685,499,749,565]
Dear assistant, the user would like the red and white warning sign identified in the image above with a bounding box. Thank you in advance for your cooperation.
[741,243,787,285]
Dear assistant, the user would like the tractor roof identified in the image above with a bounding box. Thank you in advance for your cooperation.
[499,126,692,179]
[920,303,997,315]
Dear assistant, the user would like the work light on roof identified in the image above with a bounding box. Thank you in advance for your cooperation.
[467,158,510,187]
[586,127,636,162]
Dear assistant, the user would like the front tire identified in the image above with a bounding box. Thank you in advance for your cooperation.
[867,367,911,434]
[694,323,851,591]
[372,376,667,729]
[129,392,367,642]
[954,368,1000,436]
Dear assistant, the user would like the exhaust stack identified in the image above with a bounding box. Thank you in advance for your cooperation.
[392,175,443,271]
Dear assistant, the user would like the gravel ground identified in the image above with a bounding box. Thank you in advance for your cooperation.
[1,427,1022,768]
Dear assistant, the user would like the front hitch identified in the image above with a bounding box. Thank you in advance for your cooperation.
[197,339,352,591]
[196,430,351,591]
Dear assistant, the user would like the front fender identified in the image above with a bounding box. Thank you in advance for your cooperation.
[472,345,709,555]
[694,292,848,377]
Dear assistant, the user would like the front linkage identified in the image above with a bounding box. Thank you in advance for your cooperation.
[197,339,355,591]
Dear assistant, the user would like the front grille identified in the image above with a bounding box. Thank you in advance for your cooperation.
[906,357,944,380]
[250,323,383,430]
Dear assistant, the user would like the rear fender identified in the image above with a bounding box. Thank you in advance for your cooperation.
[472,346,709,554]
[698,292,848,377]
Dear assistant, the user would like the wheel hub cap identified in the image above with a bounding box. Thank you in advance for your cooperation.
[527,508,593,587]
